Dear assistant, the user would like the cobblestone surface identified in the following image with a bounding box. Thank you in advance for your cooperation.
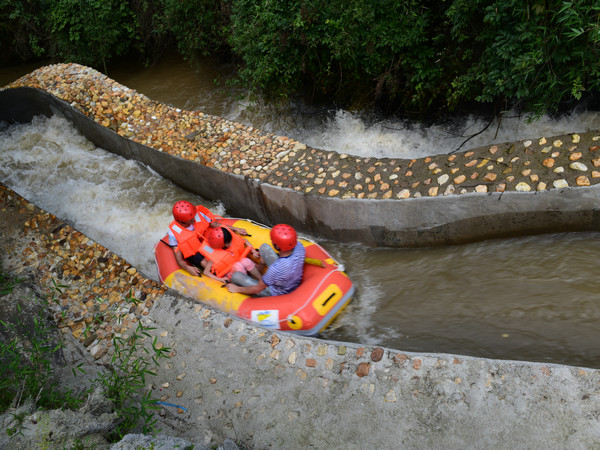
[0,184,166,362]
[5,63,600,200]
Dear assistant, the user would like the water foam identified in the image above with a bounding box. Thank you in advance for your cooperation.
[292,109,600,159]
[0,115,218,278]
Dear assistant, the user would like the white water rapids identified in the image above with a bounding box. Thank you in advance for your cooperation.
[0,115,221,278]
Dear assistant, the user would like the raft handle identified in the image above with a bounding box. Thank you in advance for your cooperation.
[321,292,336,307]
[305,257,326,268]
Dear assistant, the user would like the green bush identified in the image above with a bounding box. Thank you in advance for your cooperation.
[0,263,22,296]
[0,267,167,440]
[46,0,137,73]
[446,0,600,117]
[0,0,48,62]
[0,295,80,412]
[228,0,600,115]
[162,0,231,61]
[2,0,600,118]
[225,0,454,109]
[93,298,170,439]
[127,0,171,63]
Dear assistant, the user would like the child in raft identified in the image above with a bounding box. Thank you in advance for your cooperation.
[201,226,263,283]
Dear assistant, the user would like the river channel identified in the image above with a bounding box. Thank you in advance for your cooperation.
[2,56,600,368]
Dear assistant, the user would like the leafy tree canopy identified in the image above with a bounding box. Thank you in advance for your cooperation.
[1,0,599,118]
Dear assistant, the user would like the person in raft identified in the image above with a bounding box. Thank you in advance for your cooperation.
[227,224,305,297]
[168,200,247,277]
[200,226,262,283]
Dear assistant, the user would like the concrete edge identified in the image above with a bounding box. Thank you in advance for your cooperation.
[2,85,600,247]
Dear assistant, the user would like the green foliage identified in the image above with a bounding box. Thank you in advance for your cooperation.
[0,272,83,415]
[0,263,23,296]
[229,0,600,115]
[92,293,170,439]
[127,0,172,63]
[0,297,81,413]
[228,0,451,110]
[0,0,48,62]
[161,0,231,61]
[46,0,137,73]
[446,0,600,117]
[0,267,167,441]
[2,0,600,117]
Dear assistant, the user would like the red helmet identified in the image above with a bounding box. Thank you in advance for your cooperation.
[172,200,195,222]
[270,224,297,252]
[206,227,226,249]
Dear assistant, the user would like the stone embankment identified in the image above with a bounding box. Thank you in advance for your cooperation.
[4,63,600,246]
[0,185,165,361]
[6,64,600,198]
[1,64,600,448]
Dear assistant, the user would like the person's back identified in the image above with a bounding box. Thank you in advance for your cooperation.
[262,241,305,295]
[227,224,305,297]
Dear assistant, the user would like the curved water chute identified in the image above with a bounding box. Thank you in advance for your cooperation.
[2,64,600,248]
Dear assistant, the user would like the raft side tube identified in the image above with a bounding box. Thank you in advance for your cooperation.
[294,284,355,336]
[154,238,179,284]
[236,262,353,333]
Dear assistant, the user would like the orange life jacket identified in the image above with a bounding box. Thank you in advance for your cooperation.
[192,205,220,236]
[198,229,252,278]
[169,205,221,258]
[168,222,201,259]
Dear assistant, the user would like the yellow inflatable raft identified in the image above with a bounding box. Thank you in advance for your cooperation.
[154,219,354,336]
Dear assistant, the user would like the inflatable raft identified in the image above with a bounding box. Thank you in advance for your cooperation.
[154,219,354,336]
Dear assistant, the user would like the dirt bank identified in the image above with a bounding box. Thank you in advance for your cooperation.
[1,183,600,448]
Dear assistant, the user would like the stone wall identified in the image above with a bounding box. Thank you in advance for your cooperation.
[3,63,600,247]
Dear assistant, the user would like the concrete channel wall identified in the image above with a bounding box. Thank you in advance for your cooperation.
[3,67,600,247]
[2,64,600,448]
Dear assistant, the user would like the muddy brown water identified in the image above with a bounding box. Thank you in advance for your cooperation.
[2,57,600,368]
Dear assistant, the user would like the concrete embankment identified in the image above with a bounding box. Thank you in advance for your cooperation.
[1,184,600,448]
[4,63,600,247]
[2,63,600,448]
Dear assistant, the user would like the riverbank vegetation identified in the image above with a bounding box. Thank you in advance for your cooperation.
[0,262,168,441]
[2,0,599,118]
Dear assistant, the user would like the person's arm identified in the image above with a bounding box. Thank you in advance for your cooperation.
[227,278,267,294]
[230,226,248,236]
[202,260,227,283]
[247,244,261,261]
[174,249,201,277]
[211,220,248,236]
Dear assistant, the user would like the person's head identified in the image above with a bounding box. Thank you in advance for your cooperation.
[270,224,297,253]
[172,200,195,226]
[206,227,232,249]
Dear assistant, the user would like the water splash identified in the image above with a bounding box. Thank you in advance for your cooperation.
[289,109,600,159]
[0,115,222,278]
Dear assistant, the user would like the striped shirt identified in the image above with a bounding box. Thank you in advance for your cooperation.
[262,242,305,296]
